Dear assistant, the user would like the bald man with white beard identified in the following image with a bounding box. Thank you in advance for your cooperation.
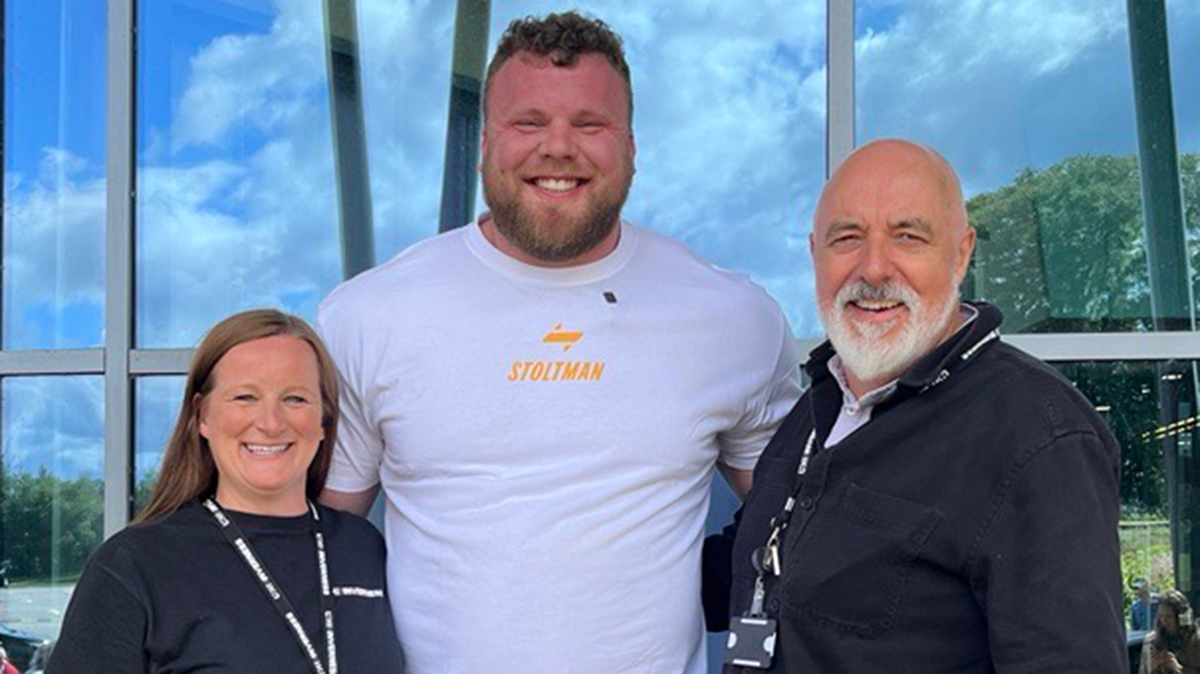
[724,140,1126,673]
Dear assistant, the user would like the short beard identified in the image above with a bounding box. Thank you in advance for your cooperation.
[482,167,632,264]
[821,280,960,386]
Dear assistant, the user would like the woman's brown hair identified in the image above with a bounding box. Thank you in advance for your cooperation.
[135,309,340,523]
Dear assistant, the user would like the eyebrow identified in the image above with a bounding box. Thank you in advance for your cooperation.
[823,220,863,240]
[891,218,934,236]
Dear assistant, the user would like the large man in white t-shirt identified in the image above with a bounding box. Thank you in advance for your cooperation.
[318,11,802,673]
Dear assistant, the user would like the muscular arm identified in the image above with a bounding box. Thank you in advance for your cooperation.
[319,485,380,518]
[718,464,754,500]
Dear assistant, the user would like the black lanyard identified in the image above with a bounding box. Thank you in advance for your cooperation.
[746,325,1002,616]
[203,499,338,674]
[745,430,816,617]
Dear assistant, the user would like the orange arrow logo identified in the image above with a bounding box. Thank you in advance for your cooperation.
[543,323,583,351]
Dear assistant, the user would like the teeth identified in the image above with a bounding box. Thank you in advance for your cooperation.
[854,299,902,311]
[535,178,579,192]
[244,443,289,456]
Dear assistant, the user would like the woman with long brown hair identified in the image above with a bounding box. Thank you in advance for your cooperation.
[48,309,404,673]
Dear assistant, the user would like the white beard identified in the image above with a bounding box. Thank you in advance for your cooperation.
[821,280,960,386]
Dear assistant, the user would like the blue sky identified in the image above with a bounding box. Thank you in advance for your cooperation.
[3,0,1199,477]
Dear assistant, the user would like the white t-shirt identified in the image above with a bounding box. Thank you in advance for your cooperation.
[317,218,802,674]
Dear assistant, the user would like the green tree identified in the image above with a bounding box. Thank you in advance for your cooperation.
[964,153,1200,515]
[2,468,102,581]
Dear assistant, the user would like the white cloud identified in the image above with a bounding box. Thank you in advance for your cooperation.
[3,377,104,478]
[3,149,105,348]
[855,0,1136,194]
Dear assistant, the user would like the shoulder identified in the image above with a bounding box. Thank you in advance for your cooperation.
[964,341,1119,466]
[81,505,209,586]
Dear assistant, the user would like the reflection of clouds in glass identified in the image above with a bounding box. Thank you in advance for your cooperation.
[3,149,105,348]
[135,377,186,481]
[17,0,1188,348]
[1168,0,1200,153]
[2,378,103,478]
[173,4,327,150]
[136,1,344,347]
[857,0,1137,197]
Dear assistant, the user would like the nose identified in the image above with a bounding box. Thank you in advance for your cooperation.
[254,400,287,435]
[539,119,577,160]
[856,235,897,286]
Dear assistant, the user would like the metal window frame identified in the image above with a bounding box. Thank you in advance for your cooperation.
[0,0,1193,541]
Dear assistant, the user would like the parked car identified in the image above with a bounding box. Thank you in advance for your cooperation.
[0,624,50,672]
[24,640,54,674]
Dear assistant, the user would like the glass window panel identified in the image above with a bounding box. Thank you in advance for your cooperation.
[3,0,106,349]
[133,377,186,515]
[856,0,1156,333]
[484,2,827,336]
[1168,1,1200,319]
[1052,360,1199,631]
[356,2,457,260]
[136,0,341,347]
[0,377,102,669]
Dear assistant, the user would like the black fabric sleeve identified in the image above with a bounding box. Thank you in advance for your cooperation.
[702,506,743,632]
[969,431,1127,673]
[46,556,148,674]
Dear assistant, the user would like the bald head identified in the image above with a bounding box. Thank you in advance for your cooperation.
[811,139,976,396]
[817,139,968,237]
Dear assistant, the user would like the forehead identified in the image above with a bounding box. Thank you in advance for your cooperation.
[817,161,949,228]
[212,335,319,384]
[487,52,629,121]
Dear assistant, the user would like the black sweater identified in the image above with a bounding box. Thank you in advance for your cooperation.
[727,302,1126,673]
[48,501,405,673]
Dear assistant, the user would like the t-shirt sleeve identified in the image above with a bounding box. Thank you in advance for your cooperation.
[46,554,147,673]
[970,431,1127,673]
[718,308,803,472]
[318,301,385,493]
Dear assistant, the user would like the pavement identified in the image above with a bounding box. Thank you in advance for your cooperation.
[0,584,75,640]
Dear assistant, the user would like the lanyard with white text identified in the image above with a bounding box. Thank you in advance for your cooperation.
[203,498,338,674]
[747,429,816,617]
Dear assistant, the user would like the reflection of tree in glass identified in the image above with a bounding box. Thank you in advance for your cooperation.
[1055,361,1167,515]
[964,153,1200,333]
[1,468,101,581]
[1055,360,1183,618]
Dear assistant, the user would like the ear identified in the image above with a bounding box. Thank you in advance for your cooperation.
[479,123,489,171]
[954,226,977,284]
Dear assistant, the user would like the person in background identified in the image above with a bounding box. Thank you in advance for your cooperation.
[1134,578,1162,632]
[317,10,802,674]
[47,309,404,673]
[1140,590,1200,674]
[0,646,19,674]
[725,139,1125,672]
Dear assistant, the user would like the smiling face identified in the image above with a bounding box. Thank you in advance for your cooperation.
[812,140,975,395]
[480,52,635,266]
[199,335,325,516]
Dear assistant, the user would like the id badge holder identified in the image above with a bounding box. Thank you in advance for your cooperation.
[724,614,777,669]
[723,572,778,669]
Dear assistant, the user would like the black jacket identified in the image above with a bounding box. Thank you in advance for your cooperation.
[726,302,1126,673]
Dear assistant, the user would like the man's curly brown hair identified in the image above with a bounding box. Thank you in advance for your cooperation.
[483,11,633,123]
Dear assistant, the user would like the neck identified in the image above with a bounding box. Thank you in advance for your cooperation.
[214,485,308,517]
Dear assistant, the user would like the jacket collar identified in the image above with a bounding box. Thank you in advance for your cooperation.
[806,301,1004,403]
